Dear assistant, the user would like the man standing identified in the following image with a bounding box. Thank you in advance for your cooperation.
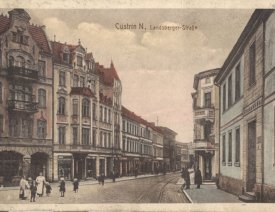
[195,168,202,189]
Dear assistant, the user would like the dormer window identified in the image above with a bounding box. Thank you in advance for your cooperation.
[63,52,69,63]
[12,30,29,45]
[77,55,83,67]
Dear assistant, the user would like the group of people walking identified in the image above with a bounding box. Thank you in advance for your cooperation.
[181,167,202,190]
[19,172,52,202]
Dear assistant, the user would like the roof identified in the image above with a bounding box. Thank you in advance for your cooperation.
[0,12,51,54]
[193,68,220,90]
[96,61,120,86]
[122,106,162,133]
[99,92,113,106]
[215,9,273,85]
[50,41,72,65]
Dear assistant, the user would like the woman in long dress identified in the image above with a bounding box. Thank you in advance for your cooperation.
[19,176,29,200]
[36,172,45,197]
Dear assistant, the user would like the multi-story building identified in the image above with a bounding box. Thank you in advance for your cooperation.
[121,106,163,175]
[51,39,122,181]
[176,142,189,169]
[215,9,275,202]
[0,9,53,185]
[156,126,177,171]
[175,142,183,171]
[192,68,220,181]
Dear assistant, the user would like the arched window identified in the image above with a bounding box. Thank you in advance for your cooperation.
[82,98,90,117]
[38,89,46,108]
[58,97,66,115]
[9,56,14,67]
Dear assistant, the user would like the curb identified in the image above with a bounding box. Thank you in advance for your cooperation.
[182,189,193,203]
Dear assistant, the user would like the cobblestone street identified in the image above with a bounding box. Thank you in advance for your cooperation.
[0,173,189,204]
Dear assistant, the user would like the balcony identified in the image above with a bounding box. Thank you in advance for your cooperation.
[8,97,38,113]
[193,139,215,150]
[194,107,214,121]
[7,66,38,81]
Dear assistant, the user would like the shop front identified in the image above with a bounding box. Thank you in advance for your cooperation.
[86,155,96,179]
[58,155,73,180]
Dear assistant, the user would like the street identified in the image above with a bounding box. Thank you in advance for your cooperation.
[0,173,189,203]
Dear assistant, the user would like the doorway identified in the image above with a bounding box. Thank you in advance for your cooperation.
[31,152,48,180]
[247,120,256,191]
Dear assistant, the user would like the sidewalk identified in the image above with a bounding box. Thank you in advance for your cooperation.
[181,183,242,203]
[0,172,173,191]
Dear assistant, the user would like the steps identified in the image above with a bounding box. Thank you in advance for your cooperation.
[239,191,257,203]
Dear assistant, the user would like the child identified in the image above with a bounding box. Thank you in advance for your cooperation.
[59,177,66,197]
[73,178,79,193]
[45,182,52,197]
[30,180,37,202]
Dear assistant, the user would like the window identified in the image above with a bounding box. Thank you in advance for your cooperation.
[77,55,83,67]
[59,71,66,86]
[228,75,232,107]
[104,107,107,122]
[82,98,90,117]
[82,128,90,145]
[235,64,241,101]
[108,109,111,123]
[9,56,14,67]
[222,134,226,164]
[204,122,212,140]
[0,115,3,133]
[249,42,256,86]
[21,118,32,138]
[37,119,47,138]
[223,83,226,112]
[104,132,107,147]
[204,92,211,108]
[58,126,66,144]
[72,127,78,145]
[92,129,96,147]
[235,128,240,165]
[92,103,96,120]
[63,52,69,63]
[228,132,232,164]
[73,75,79,87]
[0,81,2,103]
[80,76,85,87]
[58,97,66,115]
[72,99,78,116]
[38,89,46,108]
[38,60,46,78]
[100,106,103,121]
[12,30,29,45]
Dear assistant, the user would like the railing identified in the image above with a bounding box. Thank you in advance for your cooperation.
[193,139,214,149]
[8,98,38,113]
[194,107,214,120]
[7,66,38,81]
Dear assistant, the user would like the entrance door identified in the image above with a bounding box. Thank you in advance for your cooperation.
[74,157,84,179]
[247,120,256,191]
[204,156,212,180]
[31,152,48,180]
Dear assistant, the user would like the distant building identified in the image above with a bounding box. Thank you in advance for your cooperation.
[192,68,220,181]
[175,142,189,169]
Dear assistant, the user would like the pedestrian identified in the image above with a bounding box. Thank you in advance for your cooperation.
[19,175,29,200]
[36,172,45,197]
[59,177,66,197]
[45,182,52,197]
[195,168,202,189]
[73,178,79,193]
[30,180,37,202]
[185,168,191,189]
[180,168,186,190]
[112,171,116,183]
[97,175,101,185]
[134,168,138,178]
[100,173,105,186]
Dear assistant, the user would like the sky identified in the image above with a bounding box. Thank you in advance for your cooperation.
[1,9,254,142]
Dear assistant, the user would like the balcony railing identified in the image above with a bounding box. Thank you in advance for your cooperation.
[8,97,38,113]
[193,139,214,149]
[194,107,214,120]
[7,66,38,81]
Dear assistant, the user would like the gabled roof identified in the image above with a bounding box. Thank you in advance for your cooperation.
[0,13,51,54]
[96,61,120,86]
[50,41,72,65]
